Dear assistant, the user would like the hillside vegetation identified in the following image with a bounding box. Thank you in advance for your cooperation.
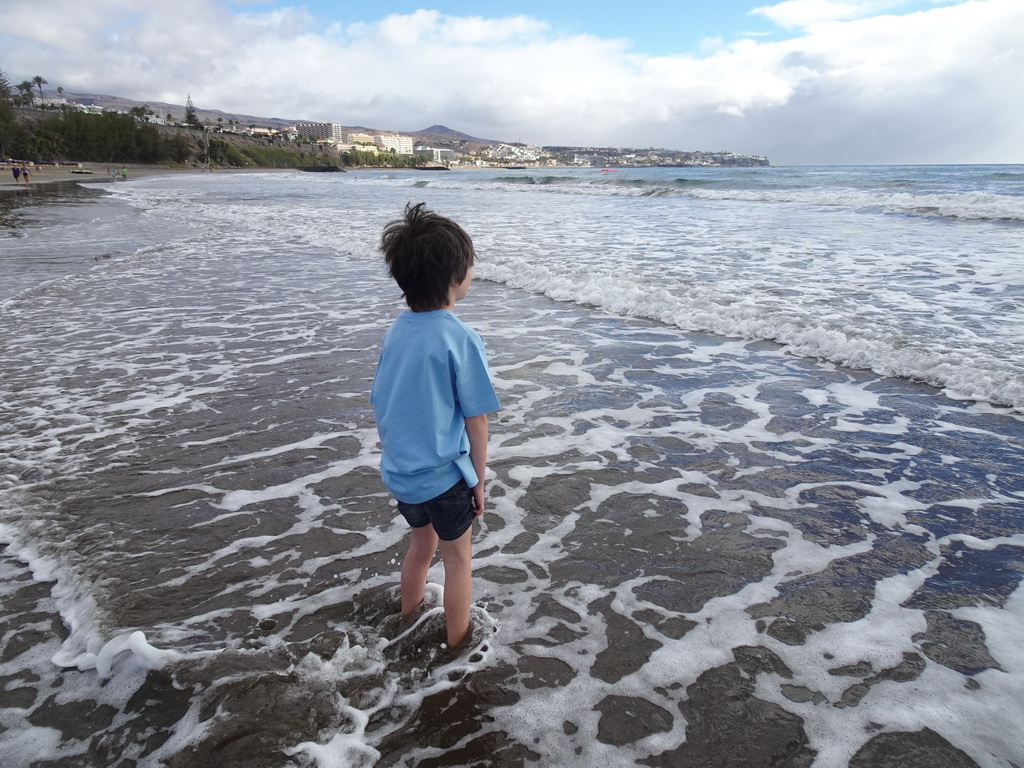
[1,72,422,169]
[2,107,401,169]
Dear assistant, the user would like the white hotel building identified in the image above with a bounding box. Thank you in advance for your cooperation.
[375,134,415,155]
[294,122,345,142]
[294,124,416,156]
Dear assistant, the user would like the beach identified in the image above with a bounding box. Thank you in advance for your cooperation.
[2,162,181,187]
[0,162,293,188]
[1,167,1023,767]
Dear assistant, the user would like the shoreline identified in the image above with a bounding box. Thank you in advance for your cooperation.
[0,162,790,191]
[0,162,292,190]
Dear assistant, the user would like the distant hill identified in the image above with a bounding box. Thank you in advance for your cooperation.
[412,125,495,143]
[403,125,500,152]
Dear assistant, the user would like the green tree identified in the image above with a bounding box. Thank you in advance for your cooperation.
[165,134,192,164]
[339,147,424,169]
[0,68,21,156]
[17,80,34,106]
[202,137,248,166]
[0,68,11,108]
[27,128,66,161]
[32,75,47,103]
[129,104,154,123]
[38,110,185,163]
[184,95,202,130]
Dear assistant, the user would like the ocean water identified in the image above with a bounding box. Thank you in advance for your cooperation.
[1,166,1023,767]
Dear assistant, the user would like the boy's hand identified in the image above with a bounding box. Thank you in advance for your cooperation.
[464,413,489,517]
[471,482,485,516]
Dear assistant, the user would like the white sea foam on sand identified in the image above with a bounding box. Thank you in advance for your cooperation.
[1,170,1023,766]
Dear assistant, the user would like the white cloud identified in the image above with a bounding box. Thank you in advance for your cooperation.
[751,0,908,29]
[1,0,1020,163]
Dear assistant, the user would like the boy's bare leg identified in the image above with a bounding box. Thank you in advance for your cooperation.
[401,525,439,616]
[438,526,474,646]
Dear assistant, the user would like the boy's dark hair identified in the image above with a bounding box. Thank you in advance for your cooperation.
[380,202,475,312]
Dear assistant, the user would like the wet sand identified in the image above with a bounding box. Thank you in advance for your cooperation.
[2,273,1019,766]
[0,163,289,189]
[1,170,1022,767]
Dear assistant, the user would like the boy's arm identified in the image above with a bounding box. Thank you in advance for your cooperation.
[465,413,489,515]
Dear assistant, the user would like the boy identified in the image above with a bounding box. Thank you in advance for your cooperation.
[370,202,500,648]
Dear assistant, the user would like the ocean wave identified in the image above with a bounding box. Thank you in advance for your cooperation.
[471,175,721,200]
[496,179,1024,222]
[0,239,204,312]
[601,176,715,190]
[410,173,1024,223]
[686,188,1024,223]
[491,175,578,186]
[475,260,1024,410]
[94,172,1024,409]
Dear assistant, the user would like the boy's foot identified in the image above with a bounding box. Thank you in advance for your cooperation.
[444,623,476,654]
[439,615,496,665]
[383,609,448,662]
[379,600,428,641]
[437,630,475,665]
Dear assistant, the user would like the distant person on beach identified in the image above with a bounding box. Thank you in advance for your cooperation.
[11,166,21,184]
[21,166,30,184]
[370,202,500,648]
[120,168,128,180]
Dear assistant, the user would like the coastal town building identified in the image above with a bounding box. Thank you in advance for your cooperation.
[488,143,549,163]
[414,146,456,164]
[335,144,379,155]
[346,132,376,145]
[295,122,345,142]
[375,134,414,155]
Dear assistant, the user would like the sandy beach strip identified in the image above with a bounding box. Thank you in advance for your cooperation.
[0,162,291,189]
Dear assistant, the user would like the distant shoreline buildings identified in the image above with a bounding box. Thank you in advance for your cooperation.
[13,94,770,169]
[295,122,423,159]
[288,122,769,168]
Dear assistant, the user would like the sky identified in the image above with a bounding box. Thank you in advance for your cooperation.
[2,0,1022,165]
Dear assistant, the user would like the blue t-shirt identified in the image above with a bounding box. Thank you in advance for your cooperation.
[370,310,500,503]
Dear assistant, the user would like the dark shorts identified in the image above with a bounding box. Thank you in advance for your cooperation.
[397,479,475,541]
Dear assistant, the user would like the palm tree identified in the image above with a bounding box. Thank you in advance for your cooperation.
[32,75,47,103]
[16,80,33,106]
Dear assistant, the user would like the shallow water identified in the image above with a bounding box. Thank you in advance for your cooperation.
[1,169,1023,767]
